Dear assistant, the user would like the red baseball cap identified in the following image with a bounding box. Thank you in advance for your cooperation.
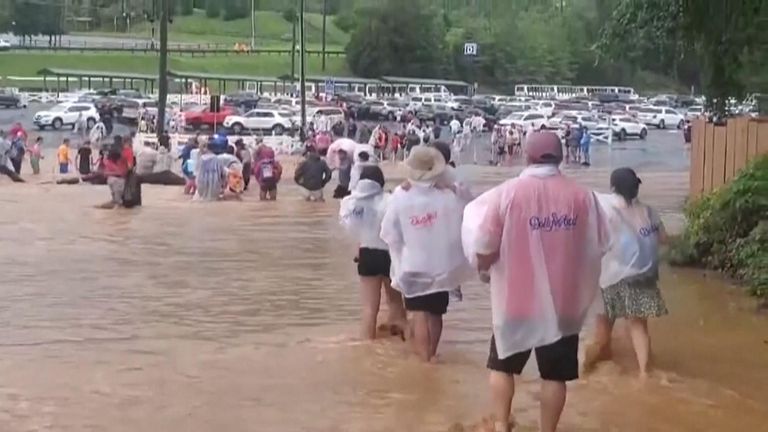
[525,131,563,164]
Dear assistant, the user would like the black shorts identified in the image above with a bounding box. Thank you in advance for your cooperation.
[404,291,449,315]
[357,248,391,277]
[487,334,579,382]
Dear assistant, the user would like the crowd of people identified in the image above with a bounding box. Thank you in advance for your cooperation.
[1,113,670,431]
[338,131,667,432]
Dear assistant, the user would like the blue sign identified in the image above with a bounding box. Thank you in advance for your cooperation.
[325,78,335,96]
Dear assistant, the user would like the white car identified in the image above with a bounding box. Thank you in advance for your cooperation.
[685,105,705,121]
[559,112,601,130]
[33,103,100,130]
[223,109,295,134]
[611,116,648,140]
[306,106,345,126]
[532,100,555,117]
[636,106,685,129]
[499,111,548,129]
[368,100,406,120]
[0,39,12,49]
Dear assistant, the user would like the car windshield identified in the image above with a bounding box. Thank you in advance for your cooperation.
[49,105,67,112]
[562,115,578,123]
[507,113,525,120]
[689,106,703,113]
[618,117,636,123]
[278,111,293,117]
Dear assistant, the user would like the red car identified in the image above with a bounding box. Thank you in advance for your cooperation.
[184,105,239,129]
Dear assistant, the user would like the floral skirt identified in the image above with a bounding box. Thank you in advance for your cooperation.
[602,273,668,320]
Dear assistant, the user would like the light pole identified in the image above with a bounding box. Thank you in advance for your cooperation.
[299,0,307,140]
[156,0,169,137]
[251,0,256,48]
[321,0,327,71]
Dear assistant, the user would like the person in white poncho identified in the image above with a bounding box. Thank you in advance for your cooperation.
[583,168,668,379]
[380,146,473,362]
[339,165,407,340]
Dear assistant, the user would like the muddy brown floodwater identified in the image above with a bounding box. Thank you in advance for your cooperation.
[0,162,766,432]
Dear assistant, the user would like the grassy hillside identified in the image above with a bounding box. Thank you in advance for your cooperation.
[0,52,350,90]
[78,10,349,48]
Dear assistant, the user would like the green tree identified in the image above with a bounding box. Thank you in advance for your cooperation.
[205,0,220,18]
[179,0,194,16]
[223,0,249,21]
[600,0,768,115]
[346,0,448,78]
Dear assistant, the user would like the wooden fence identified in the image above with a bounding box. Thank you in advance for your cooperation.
[690,116,768,196]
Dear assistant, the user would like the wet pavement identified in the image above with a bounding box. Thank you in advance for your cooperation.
[3,105,763,432]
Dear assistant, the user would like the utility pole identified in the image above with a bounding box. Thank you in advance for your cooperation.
[299,0,307,140]
[156,0,169,137]
[321,0,327,71]
[251,0,256,47]
[291,2,297,80]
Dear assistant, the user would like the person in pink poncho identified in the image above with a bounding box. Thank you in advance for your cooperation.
[464,132,608,432]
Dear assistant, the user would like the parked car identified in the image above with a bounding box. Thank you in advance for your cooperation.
[184,105,239,129]
[366,100,407,121]
[119,98,158,123]
[636,106,685,129]
[224,91,262,111]
[417,103,466,126]
[33,103,100,130]
[560,112,601,129]
[0,39,12,50]
[306,106,345,126]
[223,108,295,135]
[532,100,556,117]
[610,116,648,140]
[0,88,27,108]
[498,111,548,129]
[685,105,705,121]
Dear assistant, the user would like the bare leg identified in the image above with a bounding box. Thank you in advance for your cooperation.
[583,314,614,372]
[383,278,407,333]
[540,380,567,432]
[270,188,278,201]
[359,276,382,340]
[427,313,443,359]
[259,189,267,201]
[489,371,515,432]
[411,311,431,361]
[628,317,651,378]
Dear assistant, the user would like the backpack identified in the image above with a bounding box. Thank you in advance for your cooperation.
[259,159,276,181]
[9,138,24,159]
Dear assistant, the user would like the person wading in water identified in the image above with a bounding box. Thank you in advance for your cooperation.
[464,132,608,432]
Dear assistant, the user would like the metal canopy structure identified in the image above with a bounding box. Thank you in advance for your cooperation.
[381,76,470,87]
[36,68,158,94]
[167,70,283,94]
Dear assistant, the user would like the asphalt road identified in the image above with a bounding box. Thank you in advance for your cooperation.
[0,104,689,172]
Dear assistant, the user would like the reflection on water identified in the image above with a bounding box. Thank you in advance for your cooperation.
[0,169,766,432]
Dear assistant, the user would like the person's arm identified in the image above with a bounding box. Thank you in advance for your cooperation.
[474,188,506,271]
[650,207,669,245]
[322,161,333,185]
[294,161,305,185]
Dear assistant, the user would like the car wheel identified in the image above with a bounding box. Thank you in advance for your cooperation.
[658,119,666,129]
[86,118,96,129]
[272,124,285,135]
[619,129,627,141]
[539,124,546,130]
[52,118,63,130]
[15,101,22,108]
[640,128,648,139]
[232,123,244,134]
[677,120,684,129]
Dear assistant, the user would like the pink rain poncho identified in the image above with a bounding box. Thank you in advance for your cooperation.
[462,165,609,358]
[595,193,664,289]
[381,184,474,298]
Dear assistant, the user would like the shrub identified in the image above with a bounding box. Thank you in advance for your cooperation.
[205,0,220,18]
[669,155,768,299]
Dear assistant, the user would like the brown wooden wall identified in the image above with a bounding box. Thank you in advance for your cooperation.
[690,117,768,196]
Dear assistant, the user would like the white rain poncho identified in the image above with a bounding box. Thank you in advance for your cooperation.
[596,193,664,289]
[462,165,609,358]
[339,179,390,251]
[381,184,473,298]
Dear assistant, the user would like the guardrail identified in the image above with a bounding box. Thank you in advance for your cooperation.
[9,43,345,57]
[133,132,303,157]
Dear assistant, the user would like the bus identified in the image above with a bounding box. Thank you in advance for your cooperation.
[514,84,639,100]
